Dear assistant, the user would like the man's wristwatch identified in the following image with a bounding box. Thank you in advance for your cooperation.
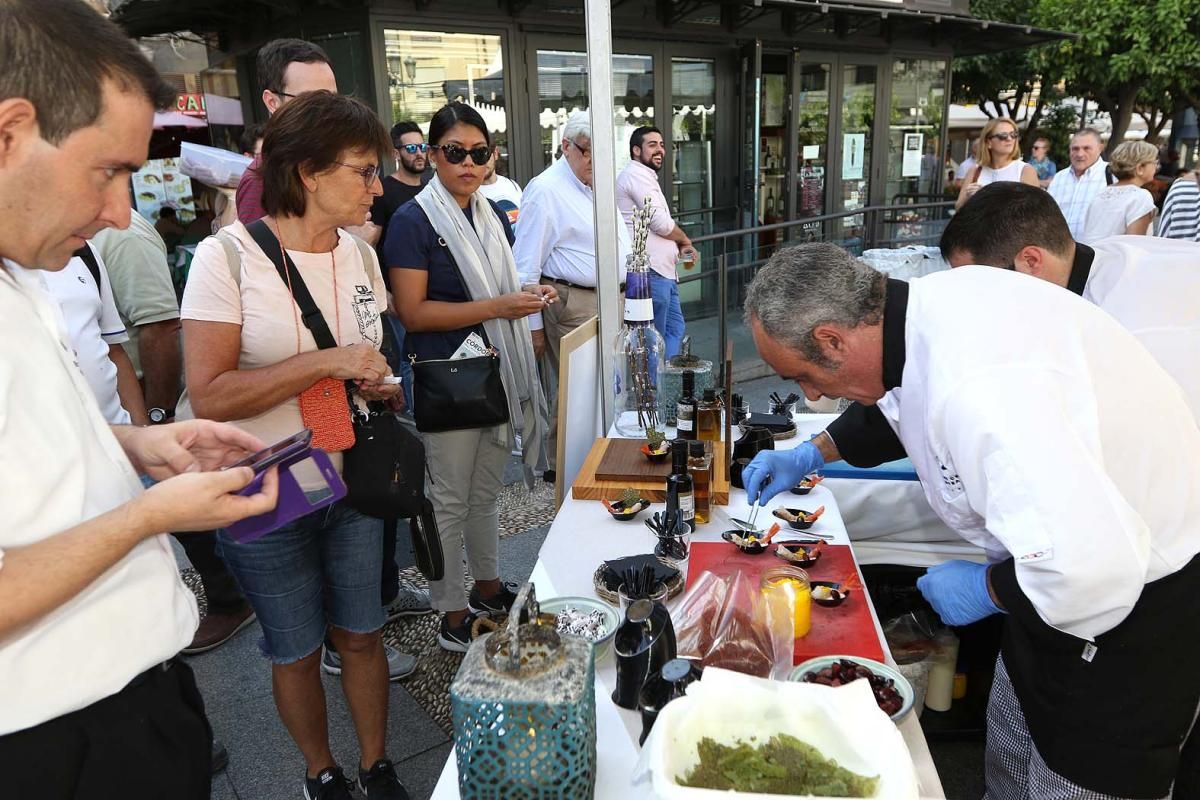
[148,407,175,425]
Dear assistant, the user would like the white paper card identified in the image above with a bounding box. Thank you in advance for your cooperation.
[451,332,489,360]
[902,133,924,178]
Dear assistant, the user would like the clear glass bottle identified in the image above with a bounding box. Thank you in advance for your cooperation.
[687,440,711,525]
[613,206,666,438]
[696,388,721,442]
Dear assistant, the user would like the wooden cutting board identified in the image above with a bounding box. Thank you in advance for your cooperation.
[572,438,729,504]
[594,438,705,481]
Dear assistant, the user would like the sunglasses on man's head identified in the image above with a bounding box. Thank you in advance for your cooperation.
[432,144,491,166]
[399,143,429,154]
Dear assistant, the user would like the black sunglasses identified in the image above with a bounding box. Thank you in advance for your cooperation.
[432,144,491,166]
[400,143,429,154]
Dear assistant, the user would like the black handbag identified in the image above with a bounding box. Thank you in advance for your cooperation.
[408,498,445,581]
[409,349,509,433]
[245,220,431,524]
[407,237,509,433]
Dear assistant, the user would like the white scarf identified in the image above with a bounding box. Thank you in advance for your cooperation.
[415,175,547,488]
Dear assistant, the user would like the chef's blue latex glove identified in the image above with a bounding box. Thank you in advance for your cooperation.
[742,441,825,507]
[917,561,1004,626]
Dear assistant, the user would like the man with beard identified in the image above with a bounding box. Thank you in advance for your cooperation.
[616,126,696,357]
[374,120,429,257]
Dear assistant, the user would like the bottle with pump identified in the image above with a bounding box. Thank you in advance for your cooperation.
[665,440,695,532]
[687,441,712,525]
[696,388,721,442]
[676,370,697,441]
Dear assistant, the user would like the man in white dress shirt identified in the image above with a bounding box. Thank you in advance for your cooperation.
[615,126,697,358]
[742,243,1200,799]
[1047,128,1110,239]
[513,110,631,480]
[0,2,276,797]
[941,181,1200,423]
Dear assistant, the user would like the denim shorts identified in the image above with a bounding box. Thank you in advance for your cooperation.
[216,501,384,664]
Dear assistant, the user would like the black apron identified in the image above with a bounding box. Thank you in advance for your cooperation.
[1001,553,1200,798]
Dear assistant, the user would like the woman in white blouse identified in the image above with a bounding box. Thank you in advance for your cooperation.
[956,118,1040,209]
[1079,140,1158,243]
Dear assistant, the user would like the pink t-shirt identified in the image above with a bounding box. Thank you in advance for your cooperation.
[616,160,681,280]
[180,222,387,490]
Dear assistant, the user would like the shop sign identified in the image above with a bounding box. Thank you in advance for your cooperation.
[176,93,207,117]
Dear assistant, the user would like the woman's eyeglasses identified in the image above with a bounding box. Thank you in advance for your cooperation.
[987,132,1018,142]
[400,143,429,154]
[432,144,491,166]
[333,161,381,186]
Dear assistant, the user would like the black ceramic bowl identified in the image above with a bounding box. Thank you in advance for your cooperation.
[790,484,814,496]
[729,458,751,490]
[773,507,817,530]
[641,443,670,463]
[721,529,767,555]
[607,498,650,522]
[811,581,850,607]
[774,543,820,567]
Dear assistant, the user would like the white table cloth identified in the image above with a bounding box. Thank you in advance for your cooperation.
[429,457,947,799]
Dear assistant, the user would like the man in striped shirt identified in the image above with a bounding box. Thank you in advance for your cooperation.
[1159,170,1200,241]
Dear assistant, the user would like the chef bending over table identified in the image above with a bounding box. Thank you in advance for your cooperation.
[740,242,1200,800]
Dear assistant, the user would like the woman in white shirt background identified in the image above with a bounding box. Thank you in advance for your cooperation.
[1079,140,1158,243]
[955,117,1040,209]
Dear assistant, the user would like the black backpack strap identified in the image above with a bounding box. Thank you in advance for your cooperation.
[73,243,102,298]
[245,219,338,350]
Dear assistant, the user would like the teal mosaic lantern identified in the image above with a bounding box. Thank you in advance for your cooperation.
[450,583,597,800]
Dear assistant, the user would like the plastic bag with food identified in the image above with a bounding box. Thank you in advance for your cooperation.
[672,569,795,680]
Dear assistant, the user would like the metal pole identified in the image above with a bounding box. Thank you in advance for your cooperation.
[584,0,620,431]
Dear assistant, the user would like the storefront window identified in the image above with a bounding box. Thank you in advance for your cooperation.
[887,58,947,203]
[671,58,716,234]
[382,30,510,173]
[838,64,876,252]
[794,62,830,242]
[535,50,654,170]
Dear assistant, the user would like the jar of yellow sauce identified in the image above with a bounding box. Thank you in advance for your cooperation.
[760,566,812,638]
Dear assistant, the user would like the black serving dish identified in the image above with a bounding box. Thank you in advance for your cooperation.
[640,443,670,463]
[721,529,768,555]
[607,498,651,522]
[731,426,775,463]
[774,543,821,567]
[811,581,850,607]
[773,507,817,530]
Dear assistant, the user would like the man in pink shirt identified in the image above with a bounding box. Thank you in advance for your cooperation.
[615,127,697,357]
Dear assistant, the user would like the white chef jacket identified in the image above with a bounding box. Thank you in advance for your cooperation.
[878,267,1200,640]
[1082,236,1200,423]
[1047,158,1109,240]
[512,156,631,330]
[0,264,197,735]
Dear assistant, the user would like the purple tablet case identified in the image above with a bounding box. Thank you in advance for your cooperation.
[226,447,347,543]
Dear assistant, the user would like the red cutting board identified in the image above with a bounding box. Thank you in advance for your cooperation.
[685,542,886,665]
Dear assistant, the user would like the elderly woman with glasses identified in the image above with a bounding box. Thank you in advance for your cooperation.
[1079,140,1160,243]
[956,118,1040,209]
[180,91,413,800]
[384,102,551,653]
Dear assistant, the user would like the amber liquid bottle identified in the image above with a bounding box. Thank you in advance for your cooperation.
[687,440,712,525]
[696,388,721,442]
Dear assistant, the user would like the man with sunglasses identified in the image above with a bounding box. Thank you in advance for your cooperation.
[1028,136,1057,188]
[372,121,429,262]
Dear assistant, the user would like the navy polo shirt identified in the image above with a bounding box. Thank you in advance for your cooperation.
[384,198,515,361]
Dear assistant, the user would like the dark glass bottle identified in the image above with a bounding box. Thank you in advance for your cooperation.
[676,370,697,440]
[665,440,695,532]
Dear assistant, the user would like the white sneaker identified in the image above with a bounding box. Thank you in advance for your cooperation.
[321,644,417,681]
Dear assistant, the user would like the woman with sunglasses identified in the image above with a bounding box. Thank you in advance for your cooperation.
[956,118,1039,209]
[181,92,413,800]
[385,102,551,652]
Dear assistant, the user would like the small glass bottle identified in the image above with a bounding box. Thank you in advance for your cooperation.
[687,440,712,525]
[676,370,697,441]
[665,440,695,532]
[696,388,721,442]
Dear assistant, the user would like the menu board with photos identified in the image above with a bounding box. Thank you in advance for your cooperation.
[131,157,196,224]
